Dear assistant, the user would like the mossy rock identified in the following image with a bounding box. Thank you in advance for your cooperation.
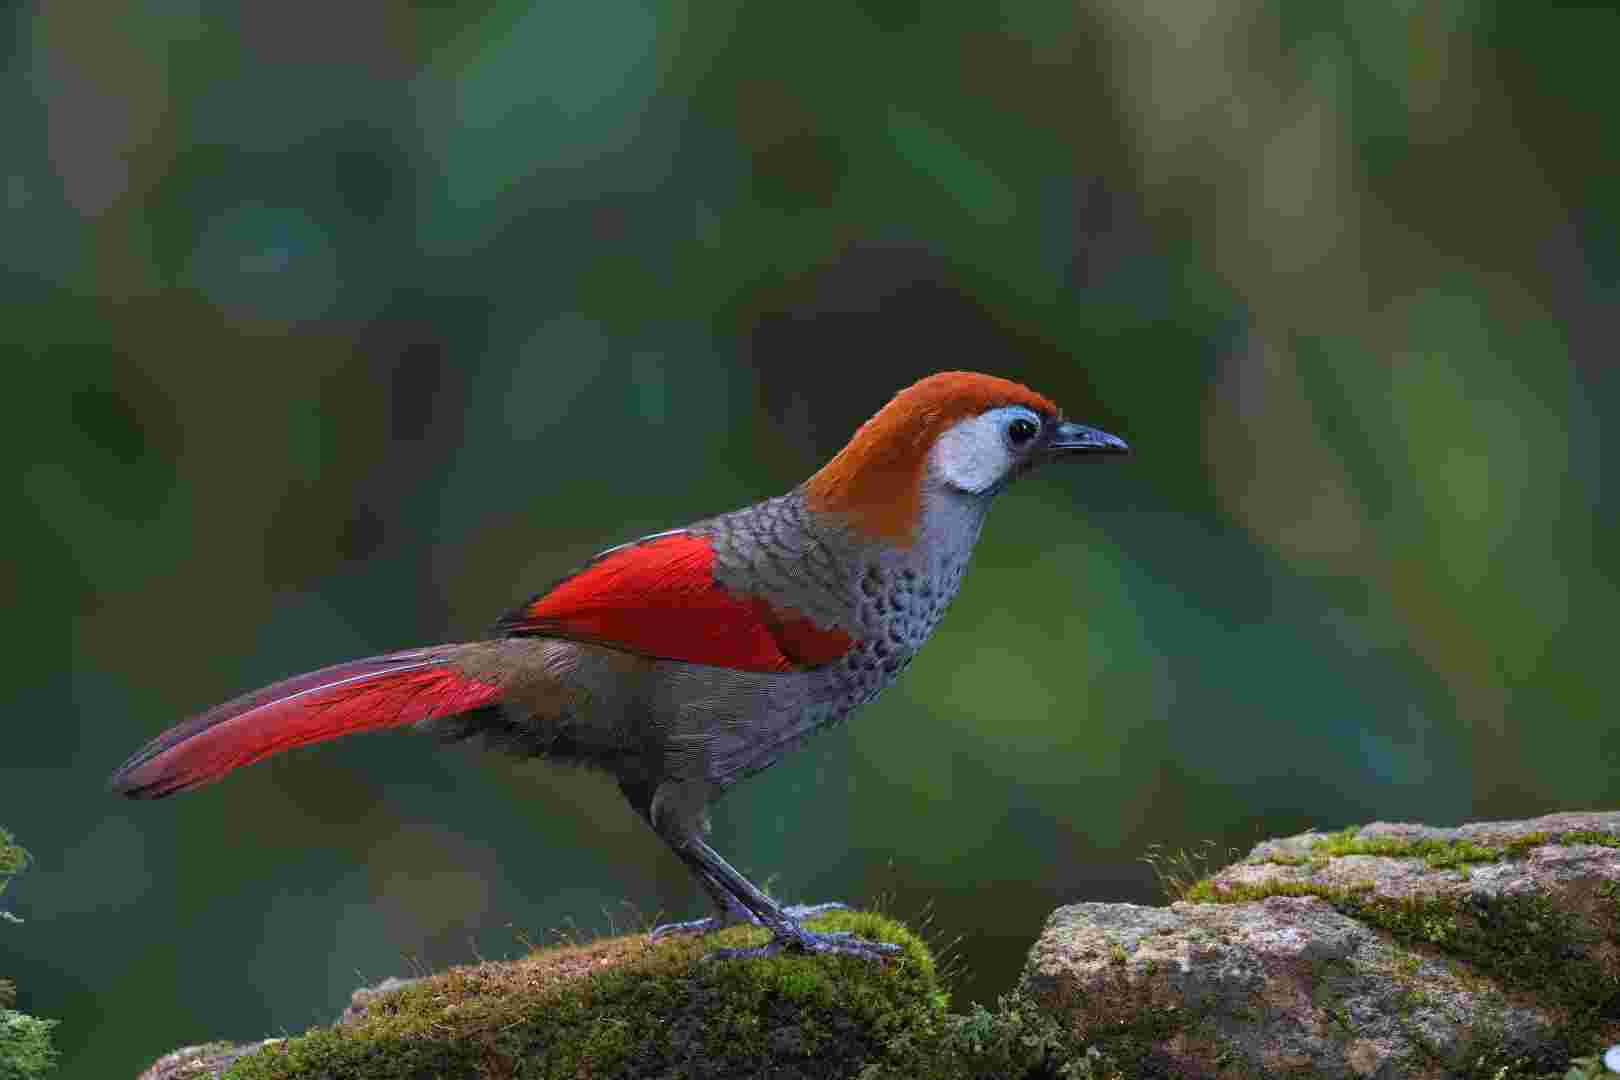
[1,1008,61,1080]
[215,912,945,1080]
[1033,812,1620,1077]
[3,826,58,1080]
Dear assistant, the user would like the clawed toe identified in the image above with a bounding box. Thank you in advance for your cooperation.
[797,929,902,958]
[650,912,756,940]
[652,902,849,943]
[783,901,850,919]
[703,927,901,962]
[650,916,719,940]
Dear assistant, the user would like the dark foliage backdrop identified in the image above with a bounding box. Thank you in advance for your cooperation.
[2,1,1616,1075]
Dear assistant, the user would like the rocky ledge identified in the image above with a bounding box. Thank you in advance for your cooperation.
[1024,810,1620,1078]
[135,811,1620,1079]
[136,912,957,1079]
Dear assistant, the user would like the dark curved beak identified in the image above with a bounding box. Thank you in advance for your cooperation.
[1048,420,1130,458]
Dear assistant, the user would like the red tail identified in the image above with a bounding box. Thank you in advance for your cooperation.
[109,647,503,799]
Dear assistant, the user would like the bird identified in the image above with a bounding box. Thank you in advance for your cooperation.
[109,371,1129,960]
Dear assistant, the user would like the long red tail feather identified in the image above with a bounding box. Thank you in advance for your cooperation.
[109,646,503,799]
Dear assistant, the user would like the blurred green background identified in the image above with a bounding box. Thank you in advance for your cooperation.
[2,0,1616,1075]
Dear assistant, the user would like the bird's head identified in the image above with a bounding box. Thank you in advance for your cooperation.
[803,371,1128,546]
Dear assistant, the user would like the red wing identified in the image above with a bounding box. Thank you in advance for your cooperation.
[495,532,853,673]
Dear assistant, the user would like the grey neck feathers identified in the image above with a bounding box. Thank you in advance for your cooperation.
[704,486,990,659]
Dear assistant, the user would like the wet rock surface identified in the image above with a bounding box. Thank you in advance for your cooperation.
[1022,811,1620,1078]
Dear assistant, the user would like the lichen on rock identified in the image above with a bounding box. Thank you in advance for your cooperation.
[1022,895,1559,1077]
[1021,810,1620,1078]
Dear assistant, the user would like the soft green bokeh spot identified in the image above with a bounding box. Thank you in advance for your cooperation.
[887,108,1018,225]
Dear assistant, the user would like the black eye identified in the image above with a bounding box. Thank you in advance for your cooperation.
[1006,416,1039,447]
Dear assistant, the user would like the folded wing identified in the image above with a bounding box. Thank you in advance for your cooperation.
[495,531,852,673]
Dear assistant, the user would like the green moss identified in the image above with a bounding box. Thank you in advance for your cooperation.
[217,914,1106,1079]
[859,992,1096,1079]
[1181,878,1374,905]
[0,832,24,873]
[0,1010,59,1080]
[1,826,55,1080]
[224,912,956,1080]
[1528,831,1620,852]
[1083,1005,1214,1078]
[1266,827,1511,869]
[1251,827,1620,873]
[0,828,27,927]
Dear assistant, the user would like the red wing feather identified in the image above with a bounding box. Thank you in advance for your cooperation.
[496,532,852,672]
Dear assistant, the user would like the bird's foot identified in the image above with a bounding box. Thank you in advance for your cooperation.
[650,901,847,941]
[782,901,850,919]
[705,927,901,963]
[649,916,724,940]
[649,910,758,940]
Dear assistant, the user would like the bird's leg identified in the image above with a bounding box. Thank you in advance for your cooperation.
[638,779,884,958]
[649,867,758,939]
[677,836,899,961]
[624,779,756,939]
[648,870,847,939]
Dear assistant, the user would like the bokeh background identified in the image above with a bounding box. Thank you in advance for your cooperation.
[3,0,1616,1074]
